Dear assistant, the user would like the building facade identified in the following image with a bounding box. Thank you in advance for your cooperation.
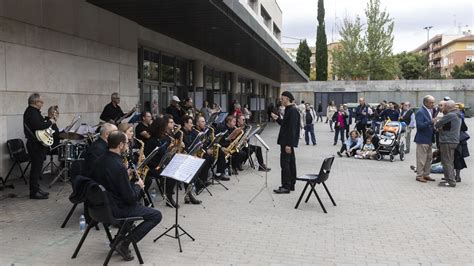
[0,0,307,177]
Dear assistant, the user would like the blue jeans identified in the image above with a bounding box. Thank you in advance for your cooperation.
[304,124,316,145]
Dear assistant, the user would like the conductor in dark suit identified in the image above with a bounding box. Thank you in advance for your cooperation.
[271,91,300,194]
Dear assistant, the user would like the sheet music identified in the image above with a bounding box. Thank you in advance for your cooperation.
[161,154,205,184]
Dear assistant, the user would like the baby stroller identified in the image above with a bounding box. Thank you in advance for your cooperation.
[376,121,406,162]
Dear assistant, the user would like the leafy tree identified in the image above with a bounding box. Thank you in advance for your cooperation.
[364,0,397,80]
[332,16,367,80]
[451,62,474,79]
[395,51,426,79]
[296,39,312,77]
[315,0,328,81]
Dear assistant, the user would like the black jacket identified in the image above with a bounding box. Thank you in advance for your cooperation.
[166,105,185,124]
[69,175,97,204]
[100,102,124,122]
[91,151,141,209]
[23,106,52,142]
[84,138,108,173]
[276,104,300,148]
[332,111,349,129]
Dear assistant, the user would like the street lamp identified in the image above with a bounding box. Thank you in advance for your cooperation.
[423,26,433,78]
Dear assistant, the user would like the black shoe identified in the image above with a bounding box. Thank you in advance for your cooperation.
[231,168,239,175]
[273,187,290,194]
[29,192,48,200]
[455,177,461,183]
[333,142,337,146]
[166,196,179,208]
[290,185,295,191]
[258,166,271,172]
[306,143,309,145]
[185,192,202,204]
[337,151,342,157]
[438,181,456,188]
[114,240,134,261]
[237,166,244,171]
[38,189,49,196]
[313,143,317,146]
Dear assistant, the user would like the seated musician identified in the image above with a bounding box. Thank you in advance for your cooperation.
[91,131,162,262]
[180,115,202,204]
[194,115,215,191]
[84,123,117,175]
[135,111,153,143]
[143,115,179,208]
[236,114,271,172]
[100,92,136,124]
[215,115,245,178]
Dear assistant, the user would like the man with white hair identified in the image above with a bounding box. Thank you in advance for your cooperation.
[414,95,436,183]
[84,123,118,174]
[435,100,462,187]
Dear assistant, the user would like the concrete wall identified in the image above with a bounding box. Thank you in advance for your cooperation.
[282,79,474,107]
[0,0,139,176]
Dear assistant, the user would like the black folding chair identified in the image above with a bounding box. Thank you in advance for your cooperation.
[3,139,31,186]
[294,156,336,213]
[72,184,144,265]
[61,161,87,228]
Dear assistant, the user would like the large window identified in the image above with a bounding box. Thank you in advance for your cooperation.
[143,50,159,81]
[162,54,175,83]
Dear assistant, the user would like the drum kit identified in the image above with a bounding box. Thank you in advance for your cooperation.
[46,123,99,188]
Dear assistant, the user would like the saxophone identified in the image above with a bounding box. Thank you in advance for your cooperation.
[134,137,149,179]
[223,127,244,160]
[195,126,214,158]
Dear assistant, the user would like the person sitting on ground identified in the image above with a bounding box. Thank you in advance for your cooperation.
[355,137,376,159]
[365,128,379,150]
[337,130,363,158]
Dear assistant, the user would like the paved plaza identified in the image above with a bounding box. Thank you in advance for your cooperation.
[1,120,473,265]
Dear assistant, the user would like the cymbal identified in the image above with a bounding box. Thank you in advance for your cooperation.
[58,132,85,140]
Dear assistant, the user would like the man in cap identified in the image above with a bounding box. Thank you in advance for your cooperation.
[271,91,301,194]
[166,95,185,124]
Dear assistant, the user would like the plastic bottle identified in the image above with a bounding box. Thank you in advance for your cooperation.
[79,214,86,232]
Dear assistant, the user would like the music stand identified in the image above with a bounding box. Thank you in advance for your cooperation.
[153,154,205,252]
[249,134,275,207]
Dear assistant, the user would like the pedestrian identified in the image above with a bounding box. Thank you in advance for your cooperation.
[454,103,469,182]
[355,97,370,136]
[332,104,348,146]
[243,104,252,123]
[316,102,323,122]
[271,91,300,194]
[435,100,461,187]
[399,102,415,154]
[414,95,436,183]
[302,103,317,145]
[326,100,337,132]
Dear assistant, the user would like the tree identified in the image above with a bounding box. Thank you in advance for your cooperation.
[315,0,328,81]
[451,62,474,79]
[332,16,367,80]
[364,0,397,80]
[296,39,312,77]
[395,51,426,79]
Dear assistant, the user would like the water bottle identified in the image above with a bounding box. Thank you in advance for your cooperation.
[224,168,229,176]
[79,214,86,232]
[151,188,157,199]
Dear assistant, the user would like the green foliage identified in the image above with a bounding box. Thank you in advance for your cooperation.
[332,16,367,80]
[332,0,398,80]
[395,51,426,79]
[315,0,328,81]
[451,62,474,79]
[296,39,312,77]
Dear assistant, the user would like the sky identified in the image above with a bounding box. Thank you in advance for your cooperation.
[277,0,474,53]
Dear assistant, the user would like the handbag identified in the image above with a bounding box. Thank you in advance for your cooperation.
[460,131,470,142]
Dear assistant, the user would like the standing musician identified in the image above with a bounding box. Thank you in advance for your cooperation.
[180,115,202,204]
[23,93,55,199]
[235,114,271,172]
[100,92,136,124]
[215,115,245,179]
[90,131,162,262]
[135,111,153,142]
[144,115,181,208]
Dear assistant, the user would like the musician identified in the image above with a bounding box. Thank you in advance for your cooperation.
[23,93,55,199]
[182,97,196,118]
[194,115,215,191]
[165,96,185,124]
[135,111,153,142]
[100,92,136,124]
[144,115,179,208]
[180,115,202,204]
[271,91,301,194]
[235,114,271,172]
[91,131,162,262]
[84,123,117,175]
[215,115,244,179]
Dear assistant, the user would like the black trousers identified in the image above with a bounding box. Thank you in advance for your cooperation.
[148,169,176,197]
[339,143,359,156]
[334,127,345,145]
[243,145,265,166]
[114,204,162,243]
[26,141,47,194]
[280,145,296,189]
